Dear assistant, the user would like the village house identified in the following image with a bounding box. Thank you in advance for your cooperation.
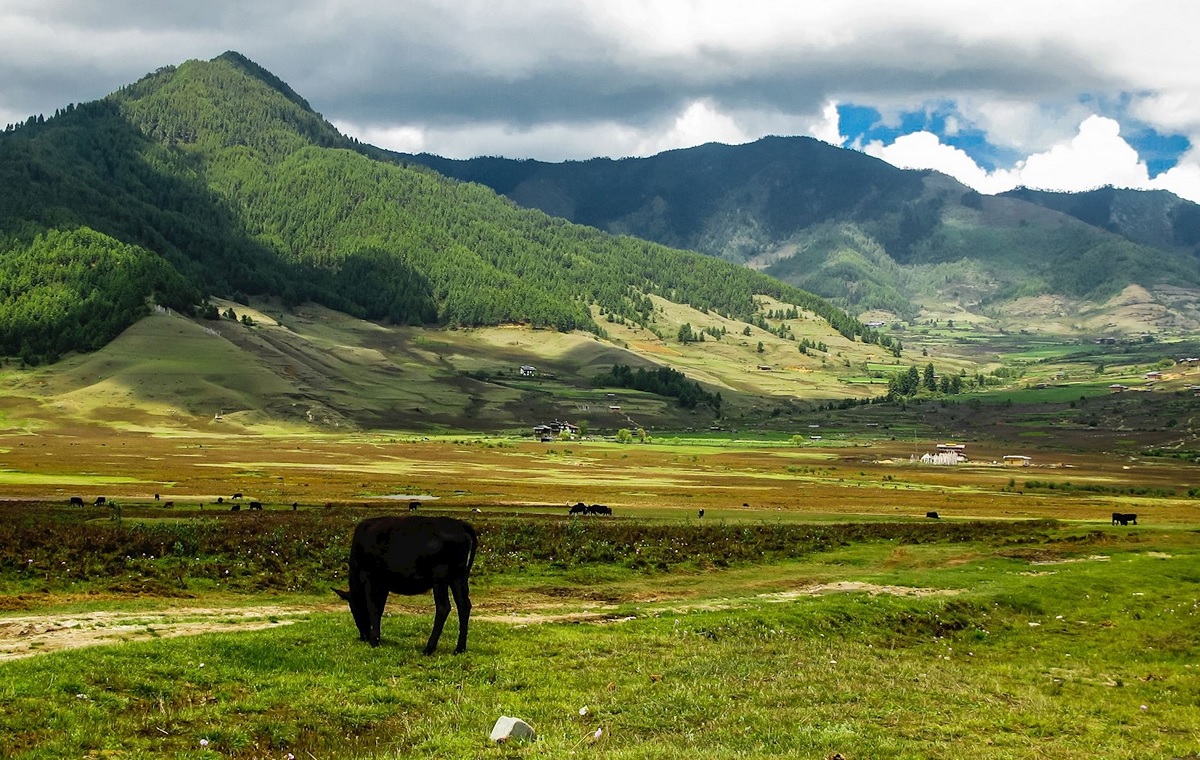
[532,420,579,440]
[519,365,537,377]
[1003,455,1032,467]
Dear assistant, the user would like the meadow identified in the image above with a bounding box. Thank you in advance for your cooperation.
[1,425,1199,759]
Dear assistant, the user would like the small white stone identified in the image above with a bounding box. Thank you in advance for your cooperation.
[490,716,536,743]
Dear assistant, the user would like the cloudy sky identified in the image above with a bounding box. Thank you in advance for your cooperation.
[3,0,1199,202]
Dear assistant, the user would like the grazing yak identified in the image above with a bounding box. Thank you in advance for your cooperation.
[586,504,612,515]
[1112,512,1138,526]
[334,515,477,654]
[249,501,263,510]
[926,511,940,519]
[568,502,588,515]
[69,496,84,507]
[94,497,107,506]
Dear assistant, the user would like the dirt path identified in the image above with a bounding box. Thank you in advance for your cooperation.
[0,582,957,661]
[0,606,313,661]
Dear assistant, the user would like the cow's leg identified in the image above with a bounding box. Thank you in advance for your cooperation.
[425,583,451,655]
[364,583,388,647]
[449,576,472,654]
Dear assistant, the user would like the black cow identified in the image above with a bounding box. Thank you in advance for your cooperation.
[163,501,174,508]
[154,494,160,500]
[94,496,106,506]
[292,501,299,511]
[249,501,263,510]
[230,504,241,512]
[232,493,243,499]
[333,516,477,654]
[69,496,84,507]
[1112,512,1138,526]
[698,509,705,519]
[586,504,612,515]
[926,511,940,519]
[568,502,588,515]
[409,501,420,512]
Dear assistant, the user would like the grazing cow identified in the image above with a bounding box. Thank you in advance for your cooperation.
[69,496,84,507]
[94,497,107,506]
[1112,512,1138,526]
[154,494,160,501]
[232,493,243,499]
[409,501,420,512]
[163,501,174,508]
[217,497,225,504]
[586,504,612,515]
[698,509,704,519]
[333,516,477,654]
[568,502,588,515]
[926,511,940,519]
[230,504,241,512]
[292,501,299,511]
[249,501,263,510]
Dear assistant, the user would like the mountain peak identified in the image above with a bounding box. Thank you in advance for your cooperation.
[112,52,349,159]
[213,51,315,114]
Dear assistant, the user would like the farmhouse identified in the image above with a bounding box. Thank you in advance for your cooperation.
[519,365,537,377]
[920,451,964,465]
[1003,455,1033,467]
[936,443,966,454]
[1144,371,1163,381]
[532,420,579,440]
[1109,384,1129,393]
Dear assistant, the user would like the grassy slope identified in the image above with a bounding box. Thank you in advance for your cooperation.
[0,293,903,435]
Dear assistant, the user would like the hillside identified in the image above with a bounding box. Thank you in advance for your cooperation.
[0,52,875,366]
[0,293,904,435]
[402,139,1200,332]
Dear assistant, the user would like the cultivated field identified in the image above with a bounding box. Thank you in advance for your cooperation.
[1,423,1198,759]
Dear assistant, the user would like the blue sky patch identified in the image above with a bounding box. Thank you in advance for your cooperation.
[836,102,1190,178]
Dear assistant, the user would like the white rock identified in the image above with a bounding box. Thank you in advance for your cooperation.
[490,716,536,743]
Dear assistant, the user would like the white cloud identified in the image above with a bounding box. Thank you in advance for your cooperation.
[863,115,1200,203]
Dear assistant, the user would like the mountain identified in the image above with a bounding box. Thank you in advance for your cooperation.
[0,52,876,366]
[401,139,1200,330]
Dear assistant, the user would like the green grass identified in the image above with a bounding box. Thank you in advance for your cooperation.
[2,507,1199,758]
[3,533,1198,758]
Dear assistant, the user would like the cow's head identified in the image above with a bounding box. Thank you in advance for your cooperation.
[332,587,371,642]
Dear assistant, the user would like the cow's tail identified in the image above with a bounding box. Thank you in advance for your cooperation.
[465,524,479,575]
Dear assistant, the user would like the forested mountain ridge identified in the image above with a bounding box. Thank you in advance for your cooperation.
[401,138,1200,327]
[0,52,875,365]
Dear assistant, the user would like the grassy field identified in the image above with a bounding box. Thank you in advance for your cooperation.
[0,418,1198,758]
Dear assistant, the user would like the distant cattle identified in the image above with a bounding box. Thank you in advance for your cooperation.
[1112,512,1138,526]
[926,511,940,519]
[249,501,263,510]
[232,493,243,499]
[698,509,705,519]
[94,497,106,506]
[154,494,160,500]
[217,497,224,504]
[230,504,241,512]
[586,504,612,515]
[409,501,420,512]
[69,496,84,507]
[292,501,299,511]
[569,502,588,515]
[163,501,174,508]
[333,515,477,654]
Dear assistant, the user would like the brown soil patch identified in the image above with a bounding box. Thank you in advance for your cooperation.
[0,606,311,661]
